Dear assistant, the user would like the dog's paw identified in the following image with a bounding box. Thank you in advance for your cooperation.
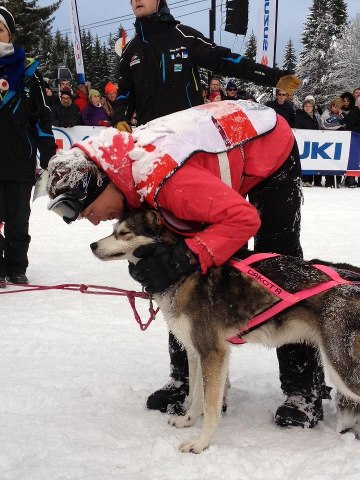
[179,437,209,454]
[168,413,195,428]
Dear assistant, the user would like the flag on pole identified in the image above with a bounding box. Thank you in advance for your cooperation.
[69,0,86,84]
[256,0,278,67]
[121,29,127,50]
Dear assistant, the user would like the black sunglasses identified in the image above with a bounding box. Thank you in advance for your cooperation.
[227,88,237,91]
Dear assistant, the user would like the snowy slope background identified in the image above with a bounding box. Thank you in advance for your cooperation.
[1,187,360,480]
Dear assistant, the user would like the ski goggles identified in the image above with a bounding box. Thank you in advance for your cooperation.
[47,173,110,224]
[47,191,85,224]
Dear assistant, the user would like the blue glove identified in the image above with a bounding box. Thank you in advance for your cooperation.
[128,240,199,294]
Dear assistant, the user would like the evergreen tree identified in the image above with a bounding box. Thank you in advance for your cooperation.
[329,13,360,94]
[244,31,257,60]
[91,36,105,90]
[328,0,348,37]
[297,0,347,107]
[2,0,61,56]
[81,29,94,82]
[108,27,125,82]
[282,39,297,72]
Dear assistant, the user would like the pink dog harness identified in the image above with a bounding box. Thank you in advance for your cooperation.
[227,253,357,344]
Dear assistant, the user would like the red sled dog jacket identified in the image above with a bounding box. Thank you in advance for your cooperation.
[75,100,295,273]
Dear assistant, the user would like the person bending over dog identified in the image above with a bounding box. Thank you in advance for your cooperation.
[112,0,304,420]
[46,99,331,429]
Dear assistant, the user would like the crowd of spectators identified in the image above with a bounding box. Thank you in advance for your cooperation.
[45,76,360,188]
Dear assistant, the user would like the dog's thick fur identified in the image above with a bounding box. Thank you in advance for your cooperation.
[91,210,360,453]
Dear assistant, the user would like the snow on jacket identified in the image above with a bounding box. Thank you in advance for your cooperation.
[113,11,288,127]
[75,100,294,273]
[0,58,56,181]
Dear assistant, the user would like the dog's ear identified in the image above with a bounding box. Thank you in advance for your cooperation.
[144,209,162,227]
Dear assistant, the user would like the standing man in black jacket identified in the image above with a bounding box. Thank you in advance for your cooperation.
[111,0,328,431]
[112,0,299,131]
[0,7,57,285]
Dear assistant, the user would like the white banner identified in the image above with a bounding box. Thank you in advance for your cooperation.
[256,0,278,67]
[294,129,352,174]
[69,0,86,84]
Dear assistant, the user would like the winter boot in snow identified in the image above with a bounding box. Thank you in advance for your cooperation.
[147,333,189,414]
[275,395,323,428]
[275,343,331,428]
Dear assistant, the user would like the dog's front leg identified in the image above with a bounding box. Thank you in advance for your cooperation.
[168,350,203,428]
[179,346,230,453]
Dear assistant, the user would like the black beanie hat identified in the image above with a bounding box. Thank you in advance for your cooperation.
[0,7,15,35]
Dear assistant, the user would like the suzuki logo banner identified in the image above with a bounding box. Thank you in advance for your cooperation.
[293,129,360,175]
[256,0,278,67]
[47,126,360,176]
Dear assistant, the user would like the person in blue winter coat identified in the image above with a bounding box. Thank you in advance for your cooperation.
[0,6,56,286]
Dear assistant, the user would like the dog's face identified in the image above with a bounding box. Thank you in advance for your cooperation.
[90,210,172,263]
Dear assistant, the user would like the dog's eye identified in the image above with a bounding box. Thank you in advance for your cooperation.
[115,230,133,240]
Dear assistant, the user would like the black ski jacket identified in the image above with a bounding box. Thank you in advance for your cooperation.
[113,12,288,126]
[0,58,57,182]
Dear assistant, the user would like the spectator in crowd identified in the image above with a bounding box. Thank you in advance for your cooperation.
[209,91,222,102]
[81,89,110,126]
[304,95,323,116]
[340,92,357,187]
[353,87,360,100]
[74,81,90,112]
[224,81,239,100]
[343,96,360,187]
[345,96,360,133]
[51,88,82,127]
[320,97,344,130]
[320,97,344,188]
[111,0,311,429]
[101,82,118,119]
[208,77,225,100]
[294,99,322,187]
[340,91,355,117]
[0,219,4,288]
[266,89,295,126]
[201,83,210,103]
[58,78,72,94]
[0,6,56,286]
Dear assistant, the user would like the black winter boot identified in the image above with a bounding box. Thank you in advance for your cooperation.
[147,333,189,414]
[275,343,331,428]
[275,395,323,428]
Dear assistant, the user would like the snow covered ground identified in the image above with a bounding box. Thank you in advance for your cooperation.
[1,187,360,480]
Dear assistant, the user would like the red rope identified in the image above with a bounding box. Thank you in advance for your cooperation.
[0,282,160,331]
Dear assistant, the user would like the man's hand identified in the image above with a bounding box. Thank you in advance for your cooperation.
[115,121,132,133]
[128,240,199,294]
[276,75,301,95]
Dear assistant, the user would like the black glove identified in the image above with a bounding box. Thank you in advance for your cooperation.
[128,240,198,294]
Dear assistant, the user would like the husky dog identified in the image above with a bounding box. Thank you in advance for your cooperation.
[91,209,360,453]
